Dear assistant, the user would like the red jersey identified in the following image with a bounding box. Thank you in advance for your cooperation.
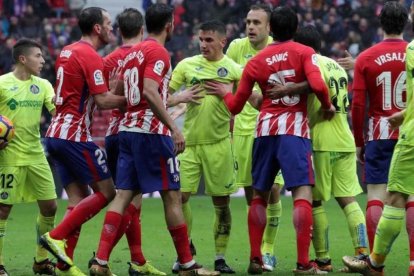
[103,45,132,137]
[223,40,331,138]
[352,39,407,147]
[46,41,108,142]
[118,38,171,135]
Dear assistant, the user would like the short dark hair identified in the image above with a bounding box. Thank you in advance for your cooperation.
[199,20,226,36]
[294,25,321,52]
[117,8,144,39]
[250,4,272,21]
[270,6,298,41]
[145,3,173,34]
[380,1,408,35]
[78,7,107,35]
[12,38,42,63]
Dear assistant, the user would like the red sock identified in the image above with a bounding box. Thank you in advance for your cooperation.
[126,206,146,264]
[96,211,123,261]
[406,202,414,262]
[113,204,136,245]
[62,207,81,260]
[248,197,267,263]
[169,224,192,264]
[293,199,312,267]
[50,192,108,240]
[366,200,384,252]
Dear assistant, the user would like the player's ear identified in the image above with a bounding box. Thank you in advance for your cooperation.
[94,23,102,35]
[18,54,26,65]
[165,21,173,34]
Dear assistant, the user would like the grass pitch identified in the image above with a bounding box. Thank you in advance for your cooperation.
[3,195,409,275]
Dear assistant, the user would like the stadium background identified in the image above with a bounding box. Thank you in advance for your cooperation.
[0,0,411,196]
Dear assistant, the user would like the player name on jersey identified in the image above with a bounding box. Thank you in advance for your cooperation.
[374,52,406,66]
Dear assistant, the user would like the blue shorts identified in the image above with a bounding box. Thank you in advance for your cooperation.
[252,135,314,192]
[364,140,397,184]
[116,132,180,194]
[45,138,111,187]
[105,135,119,180]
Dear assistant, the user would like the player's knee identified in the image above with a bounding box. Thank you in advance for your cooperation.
[0,203,12,219]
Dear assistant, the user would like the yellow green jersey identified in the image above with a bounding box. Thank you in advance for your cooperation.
[226,36,273,135]
[307,55,355,152]
[399,41,414,146]
[0,73,55,166]
[169,55,242,145]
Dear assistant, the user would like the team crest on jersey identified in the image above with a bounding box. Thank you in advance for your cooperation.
[217,67,228,77]
[311,54,319,66]
[94,70,104,85]
[30,84,40,94]
[153,60,165,76]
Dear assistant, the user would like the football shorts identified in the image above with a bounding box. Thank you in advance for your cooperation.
[105,134,119,181]
[364,140,397,184]
[312,151,362,201]
[388,143,414,195]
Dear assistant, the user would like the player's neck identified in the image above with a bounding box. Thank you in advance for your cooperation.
[384,34,403,40]
[251,39,268,51]
[80,35,100,49]
[122,35,142,47]
[147,33,166,45]
[13,66,32,81]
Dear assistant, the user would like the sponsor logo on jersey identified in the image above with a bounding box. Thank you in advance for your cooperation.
[7,99,18,110]
[30,84,40,94]
[217,67,228,77]
[311,54,319,66]
[94,70,104,85]
[153,60,165,76]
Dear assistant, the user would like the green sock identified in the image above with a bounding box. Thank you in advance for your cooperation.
[214,205,231,257]
[0,220,6,265]
[261,201,282,255]
[343,202,368,254]
[182,202,193,236]
[312,205,330,260]
[35,214,55,262]
[372,205,404,262]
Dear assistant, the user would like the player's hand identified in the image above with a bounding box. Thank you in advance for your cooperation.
[108,67,122,91]
[203,80,233,98]
[266,83,289,100]
[0,140,8,150]
[170,103,187,120]
[356,146,365,164]
[171,128,185,155]
[337,50,355,70]
[387,111,405,129]
[179,84,204,104]
[322,104,336,120]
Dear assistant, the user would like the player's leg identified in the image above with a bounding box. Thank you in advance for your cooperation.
[202,138,236,273]
[364,140,396,251]
[261,182,282,272]
[0,203,12,276]
[40,139,113,266]
[233,134,253,206]
[406,195,414,274]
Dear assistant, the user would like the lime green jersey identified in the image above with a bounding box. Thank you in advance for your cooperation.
[170,55,242,145]
[0,73,55,166]
[226,36,273,135]
[307,55,355,152]
[399,41,414,146]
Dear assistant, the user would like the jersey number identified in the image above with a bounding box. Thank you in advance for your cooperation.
[167,157,180,174]
[0,174,13,189]
[55,66,64,105]
[268,69,300,106]
[376,71,406,110]
[124,67,141,106]
[328,76,348,114]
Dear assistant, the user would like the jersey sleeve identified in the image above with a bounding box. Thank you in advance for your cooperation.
[144,47,170,86]
[43,79,56,112]
[169,60,186,91]
[83,54,108,95]
[351,56,367,147]
[302,51,331,109]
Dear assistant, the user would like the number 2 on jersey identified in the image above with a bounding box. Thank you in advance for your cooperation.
[55,66,64,105]
[124,67,141,106]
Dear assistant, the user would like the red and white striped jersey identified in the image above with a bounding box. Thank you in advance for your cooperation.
[46,41,108,142]
[103,45,132,136]
[352,39,407,146]
[223,40,330,139]
[118,38,171,135]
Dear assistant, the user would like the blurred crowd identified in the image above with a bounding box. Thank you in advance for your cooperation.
[1,0,414,136]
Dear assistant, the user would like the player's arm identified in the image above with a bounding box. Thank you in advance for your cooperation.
[93,92,127,110]
[266,81,310,100]
[387,109,406,129]
[204,63,255,115]
[337,50,355,71]
[167,85,204,107]
[170,102,187,120]
[248,89,263,110]
[144,78,185,154]
[43,79,56,116]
